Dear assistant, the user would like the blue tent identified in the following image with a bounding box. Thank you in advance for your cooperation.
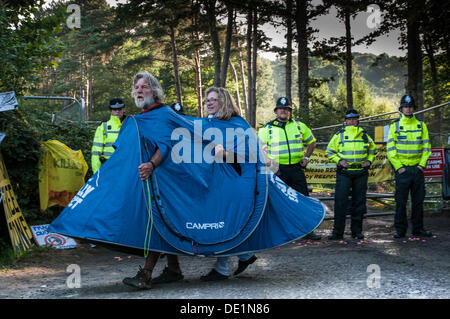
[48,107,325,256]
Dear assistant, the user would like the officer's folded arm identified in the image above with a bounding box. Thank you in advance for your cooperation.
[338,159,350,168]
[362,160,371,168]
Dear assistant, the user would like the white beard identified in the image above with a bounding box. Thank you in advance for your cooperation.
[135,94,155,109]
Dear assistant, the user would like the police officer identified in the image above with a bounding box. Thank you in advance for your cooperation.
[258,97,321,240]
[326,109,377,240]
[387,94,432,238]
[91,98,126,173]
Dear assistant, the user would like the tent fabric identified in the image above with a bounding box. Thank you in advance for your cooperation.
[48,106,325,256]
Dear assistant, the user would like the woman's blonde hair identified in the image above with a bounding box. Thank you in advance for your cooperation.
[204,87,241,121]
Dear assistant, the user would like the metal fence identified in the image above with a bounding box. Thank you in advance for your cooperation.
[22,96,86,123]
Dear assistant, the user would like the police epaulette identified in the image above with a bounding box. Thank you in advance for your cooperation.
[335,128,345,135]
[266,120,284,128]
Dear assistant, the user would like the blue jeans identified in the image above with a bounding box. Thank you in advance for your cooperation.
[213,253,254,276]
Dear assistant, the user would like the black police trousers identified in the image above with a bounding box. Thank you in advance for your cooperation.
[278,163,309,196]
[333,168,368,235]
[394,166,425,234]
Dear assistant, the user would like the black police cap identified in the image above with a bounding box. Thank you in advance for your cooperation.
[109,98,125,109]
[345,109,359,119]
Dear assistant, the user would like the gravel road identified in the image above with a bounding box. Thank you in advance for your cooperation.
[1,213,449,301]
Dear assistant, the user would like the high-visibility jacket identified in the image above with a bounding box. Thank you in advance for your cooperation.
[258,119,316,165]
[91,115,123,173]
[326,125,377,170]
[387,114,431,171]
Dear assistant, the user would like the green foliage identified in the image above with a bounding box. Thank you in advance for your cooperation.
[0,111,42,223]
[255,59,277,126]
[353,53,406,98]
[0,1,65,94]
[273,52,406,101]
[0,237,16,268]
[0,105,95,225]
[0,236,53,269]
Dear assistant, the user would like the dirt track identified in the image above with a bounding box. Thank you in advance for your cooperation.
[1,212,449,300]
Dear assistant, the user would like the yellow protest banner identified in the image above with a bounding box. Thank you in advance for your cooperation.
[0,152,35,253]
[39,140,88,212]
[305,145,393,184]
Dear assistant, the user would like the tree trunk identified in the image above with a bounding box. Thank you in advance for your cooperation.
[406,0,424,116]
[89,70,94,114]
[82,54,89,120]
[220,5,234,88]
[250,8,258,128]
[207,0,221,87]
[229,59,242,114]
[194,50,203,117]
[239,51,249,120]
[246,10,253,124]
[423,35,441,133]
[192,0,203,116]
[285,0,293,102]
[344,7,353,110]
[169,24,183,104]
[296,0,309,115]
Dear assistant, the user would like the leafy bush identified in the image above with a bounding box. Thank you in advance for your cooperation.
[0,108,96,225]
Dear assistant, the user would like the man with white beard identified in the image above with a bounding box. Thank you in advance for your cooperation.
[122,72,184,289]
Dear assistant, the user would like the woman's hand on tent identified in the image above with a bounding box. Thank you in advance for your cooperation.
[214,144,228,159]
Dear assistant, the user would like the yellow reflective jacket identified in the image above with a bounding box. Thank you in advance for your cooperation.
[387,114,431,171]
[258,119,316,165]
[91,115,122,173]
[326,125,377,170]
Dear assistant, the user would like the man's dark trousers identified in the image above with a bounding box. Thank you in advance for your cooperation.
[278,163,309,196]
[394,166,425,235]
[333,168,368,235]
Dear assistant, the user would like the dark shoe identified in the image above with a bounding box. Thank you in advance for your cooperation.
[233,255,257,276]
[393,232,406,239]
[327,233,343,240]
[122,266,152,289]
[352,233,364,239]
[412,229,432,237]
[304,231,322,240]
[152,267,184,284]
[200,269,228,282]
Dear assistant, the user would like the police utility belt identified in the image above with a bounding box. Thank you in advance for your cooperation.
[338,163,365,170]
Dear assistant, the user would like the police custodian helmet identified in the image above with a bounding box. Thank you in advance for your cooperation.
[170,102,185,115]
[399,94,416,110]
[274,97,292,112]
